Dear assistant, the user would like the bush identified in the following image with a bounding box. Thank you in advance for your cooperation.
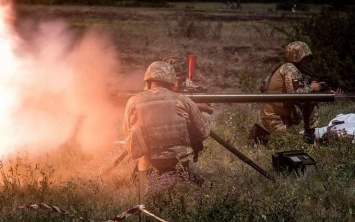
[330,0,355,11]
[169,17,223,40]
[17,0,119,5]
[276,1,310,12]
[291,8,355,92]
[128,0,169,7]
[17,0,169,6]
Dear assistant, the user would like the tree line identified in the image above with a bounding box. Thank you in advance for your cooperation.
[15,0,354,7]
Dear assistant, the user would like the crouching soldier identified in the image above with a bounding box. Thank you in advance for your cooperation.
[260,41,324,144]
[123,61,211,206]
[163,54,214,161]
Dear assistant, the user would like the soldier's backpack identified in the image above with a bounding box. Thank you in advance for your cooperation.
[260,63,283,93]
[260,74,273,93]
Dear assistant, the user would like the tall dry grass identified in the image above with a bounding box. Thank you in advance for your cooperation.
[1,100,354,221]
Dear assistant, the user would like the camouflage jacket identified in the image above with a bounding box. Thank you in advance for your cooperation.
[261,62,312,119]
[267,62,312,94]
[124,87,210,162]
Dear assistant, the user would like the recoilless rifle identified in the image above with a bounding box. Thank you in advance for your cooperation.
[104,55,341,182]
[107,92,336,182]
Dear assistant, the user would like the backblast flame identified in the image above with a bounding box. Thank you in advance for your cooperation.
[0,1,120,158]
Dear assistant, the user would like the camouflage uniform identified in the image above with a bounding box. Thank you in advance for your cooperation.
[163,55,188,81]
[124,61,210,174]
[163,55,189,92]
[163,55,213,162]
[261,41,319,135]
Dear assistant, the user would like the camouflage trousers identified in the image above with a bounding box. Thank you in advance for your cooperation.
[138,153,203,183]
[261,103,319,133]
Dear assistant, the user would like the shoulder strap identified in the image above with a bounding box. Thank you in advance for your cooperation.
[261,62,284,93]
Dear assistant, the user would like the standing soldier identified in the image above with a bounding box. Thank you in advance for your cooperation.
[123,61,210,200]
[260,41,324,144]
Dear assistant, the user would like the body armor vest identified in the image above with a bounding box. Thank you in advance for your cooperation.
[135,90,190,152]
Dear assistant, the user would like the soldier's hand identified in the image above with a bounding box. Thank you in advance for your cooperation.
[333,88,344,96]
[310,81,325,92]
[196,103,214,114]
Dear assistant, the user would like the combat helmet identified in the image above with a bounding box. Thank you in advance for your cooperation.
[163,55,188,80]
[285,41,312,63]
[144,61,176,85]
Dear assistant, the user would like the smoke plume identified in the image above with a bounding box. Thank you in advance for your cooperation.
[0,1,121,159]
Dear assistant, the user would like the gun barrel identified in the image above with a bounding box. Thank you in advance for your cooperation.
[114,92,335,103]
[210,130,275,182]
[186,93,334,103]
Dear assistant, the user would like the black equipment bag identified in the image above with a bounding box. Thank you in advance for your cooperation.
[248,123,270,146]
[272,150,316,175]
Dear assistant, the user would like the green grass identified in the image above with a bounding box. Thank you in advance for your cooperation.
[1,100,355,221]
[5,4,353,222]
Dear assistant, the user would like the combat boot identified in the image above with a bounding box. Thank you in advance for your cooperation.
[304,128,316,144]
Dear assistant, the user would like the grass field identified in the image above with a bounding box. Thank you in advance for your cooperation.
[1,3,355,222]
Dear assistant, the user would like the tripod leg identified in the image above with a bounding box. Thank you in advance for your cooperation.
[138,170,147,222]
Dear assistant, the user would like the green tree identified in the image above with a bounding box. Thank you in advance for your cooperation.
[292,7,355,91]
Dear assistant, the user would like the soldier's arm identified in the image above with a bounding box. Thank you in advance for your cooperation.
[185,98,211,141]
[283,65,312,93]
[123,97,137,137]
[195,103,214,114]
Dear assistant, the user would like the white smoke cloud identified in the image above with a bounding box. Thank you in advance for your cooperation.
[0,2,121,158]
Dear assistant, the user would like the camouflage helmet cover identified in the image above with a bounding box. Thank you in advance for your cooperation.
[163,55,188,79]
[285,41,312,63]
[144,61,176,85]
